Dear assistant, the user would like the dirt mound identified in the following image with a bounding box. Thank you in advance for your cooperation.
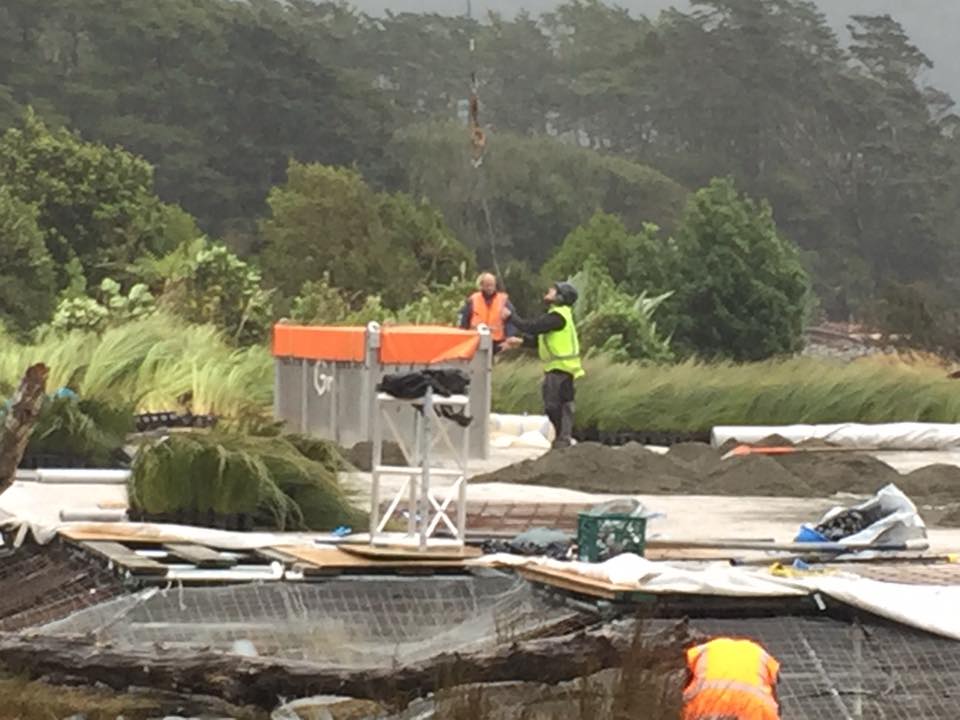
[752,434,794,448]
[897,465,960,504]
[701,455,813,497]
[773,453,899,496]
[472,442,695,494]
[935,504,960,528]
[479,441,929,500]
[665,442,723,475]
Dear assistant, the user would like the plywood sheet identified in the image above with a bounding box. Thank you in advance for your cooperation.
[276,544,469,570]
[513,564,637,601]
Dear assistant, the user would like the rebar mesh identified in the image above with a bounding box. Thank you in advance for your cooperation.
[34,573,581,668]
[383,616,960,719]
[0,541,126,631]
[693,616,960,719]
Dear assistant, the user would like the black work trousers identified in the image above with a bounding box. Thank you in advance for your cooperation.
[542,370,575,448]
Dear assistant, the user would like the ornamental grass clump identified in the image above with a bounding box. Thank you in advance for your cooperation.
[129,432,364,531]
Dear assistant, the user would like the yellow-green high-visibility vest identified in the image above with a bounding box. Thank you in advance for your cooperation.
[538,305,585,379]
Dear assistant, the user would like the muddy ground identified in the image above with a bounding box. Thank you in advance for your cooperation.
[473,442,960,504]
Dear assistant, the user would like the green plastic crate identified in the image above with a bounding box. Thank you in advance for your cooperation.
[577,511,647,562]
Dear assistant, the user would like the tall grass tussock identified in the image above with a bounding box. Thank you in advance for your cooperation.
[130,432,365,531]
[6,315,960,436]
[493,356,960,432]
[0,313,272,424]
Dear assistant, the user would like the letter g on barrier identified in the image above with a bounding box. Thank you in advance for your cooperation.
[313,361,333,397]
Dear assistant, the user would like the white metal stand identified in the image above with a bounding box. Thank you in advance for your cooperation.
[370,388,469,549]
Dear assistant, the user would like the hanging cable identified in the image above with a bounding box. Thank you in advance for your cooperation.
[466,28,502,280]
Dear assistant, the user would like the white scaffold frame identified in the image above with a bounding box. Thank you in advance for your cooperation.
[370,387,470,550]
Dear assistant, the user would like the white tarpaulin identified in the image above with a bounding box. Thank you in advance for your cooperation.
[474,553,960,641]
[711,422,960,450]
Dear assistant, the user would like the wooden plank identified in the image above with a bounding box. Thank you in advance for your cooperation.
[162,543,236,569]
[61,524,188,543]
[514,565,635,601]
[80,541,168,576]
[276,545,468,571]
[256,547,301,564]
[339,543,481,562]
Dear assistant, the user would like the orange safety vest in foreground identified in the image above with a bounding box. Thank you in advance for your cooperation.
[683,638,781,720]
[468,291,508,342]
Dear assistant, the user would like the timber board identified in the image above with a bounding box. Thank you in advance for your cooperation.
[78,540,168,576]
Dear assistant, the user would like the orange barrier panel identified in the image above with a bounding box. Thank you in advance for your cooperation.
[272,325,367,362]
[380,325,480,365]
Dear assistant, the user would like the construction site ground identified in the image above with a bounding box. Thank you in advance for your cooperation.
[340,445,960,555]
[6,443,960,556]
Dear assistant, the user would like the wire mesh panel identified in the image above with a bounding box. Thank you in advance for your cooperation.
[693,617,960,720]
[382,616,960,720]
[34,573,580,668]
[0,542,126,631]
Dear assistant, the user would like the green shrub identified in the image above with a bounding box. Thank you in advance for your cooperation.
[569,258,674,362]
[0,395,134,466]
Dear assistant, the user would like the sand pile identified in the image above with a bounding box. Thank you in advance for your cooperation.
[474,442,960,502]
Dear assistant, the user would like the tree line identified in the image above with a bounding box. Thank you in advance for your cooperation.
[1,0,957,355]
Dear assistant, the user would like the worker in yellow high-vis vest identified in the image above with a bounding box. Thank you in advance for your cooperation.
[501,281,584,448]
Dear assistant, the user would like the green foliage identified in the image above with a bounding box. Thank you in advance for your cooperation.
[493,356,960,433]
[129,432,364,531]
[868,281,960,357]
[290,275,356,326]
[261,161,472,308]
[160,242,274,345]
[568,258,674,363]
[666,179,810,361]
[500,260,543,318]
[0,0,394,234]
[260,162,386,299]
[51,278,156,334]
[24,396,134,466]
[389,122,688,268]
[4,0,959,327]
[0,313,273,424]
[0,186,57,333]
[0,109,189,290]
[290,272,474,327]
[377,192,475,308]
[544,212,667,291]
[391,276,475,326]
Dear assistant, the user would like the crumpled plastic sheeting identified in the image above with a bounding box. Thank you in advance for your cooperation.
[807,483,927,548]
[473,553,809,597]
[474,553,960,642]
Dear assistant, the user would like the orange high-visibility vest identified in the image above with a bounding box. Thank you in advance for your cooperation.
[683,638,781,720]
[468,291,508,342]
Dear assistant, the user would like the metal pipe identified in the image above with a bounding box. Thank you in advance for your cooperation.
[647,538,929,553]
[59,509,128,522]
[36,469,130,484]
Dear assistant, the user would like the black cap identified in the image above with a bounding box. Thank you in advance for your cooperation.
[554,281,579,306]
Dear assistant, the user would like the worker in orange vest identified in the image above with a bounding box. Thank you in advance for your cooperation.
[682,637,781,720]
[458,272,516,353]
